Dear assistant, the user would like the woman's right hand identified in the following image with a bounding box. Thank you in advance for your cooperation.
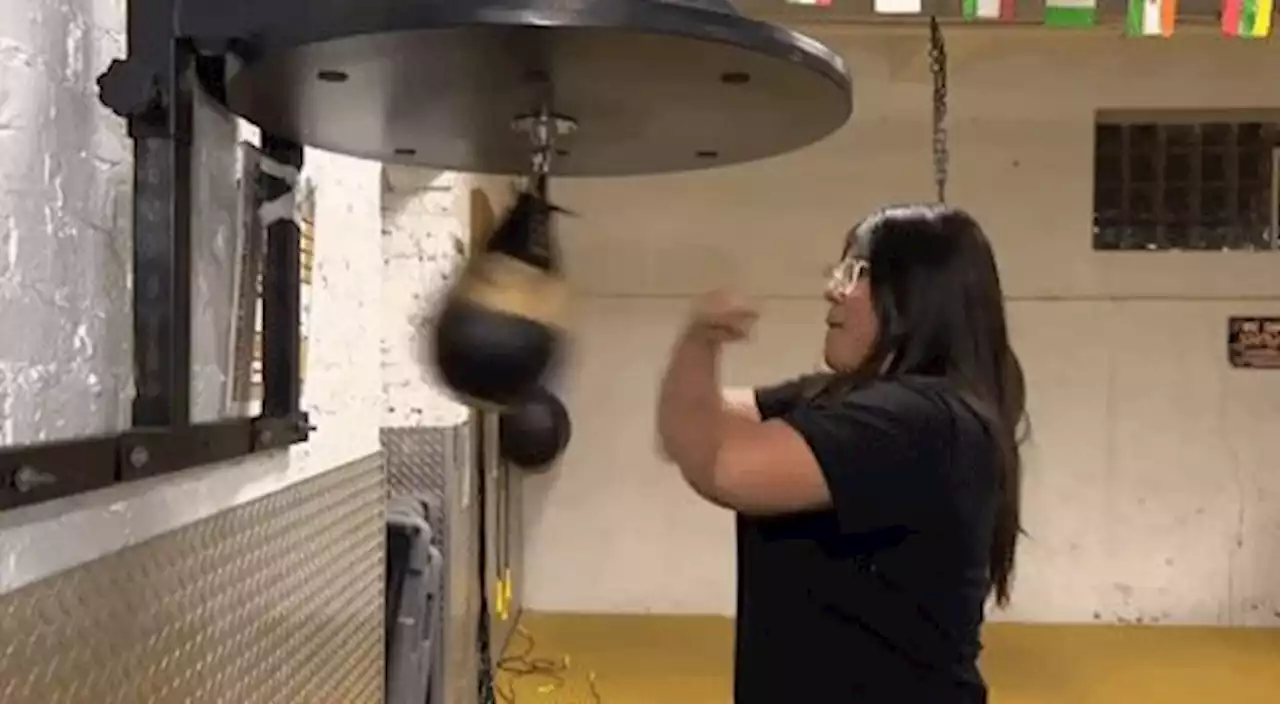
[684,288,759,344]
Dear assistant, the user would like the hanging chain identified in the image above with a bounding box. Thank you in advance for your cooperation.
[928,17,950,204]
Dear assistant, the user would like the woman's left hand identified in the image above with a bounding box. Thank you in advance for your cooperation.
[685,289,759,344]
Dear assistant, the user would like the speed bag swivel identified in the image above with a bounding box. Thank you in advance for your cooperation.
[432,183,568,407]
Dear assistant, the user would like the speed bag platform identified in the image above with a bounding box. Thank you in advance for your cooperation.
[178,0,854,176]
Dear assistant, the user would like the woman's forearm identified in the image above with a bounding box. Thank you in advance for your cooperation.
[657,330,726,493]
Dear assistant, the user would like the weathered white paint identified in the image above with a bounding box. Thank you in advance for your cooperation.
[0,0,132,445]
[380,169,517,427]
[523,28,1280,626]
[381,168,470,427]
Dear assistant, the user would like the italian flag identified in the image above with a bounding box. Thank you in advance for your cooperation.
[1127,0,1178,36]
[962,0,1017,21]
[1221,0,1274,37]
[1044,0,1097,26]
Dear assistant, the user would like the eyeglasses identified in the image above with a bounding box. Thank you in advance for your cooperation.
[824,258,870,293]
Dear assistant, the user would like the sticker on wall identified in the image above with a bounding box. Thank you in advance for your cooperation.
[1228,317,1280,369]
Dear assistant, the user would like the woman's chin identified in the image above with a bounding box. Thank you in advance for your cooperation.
[822,343,866,374]
[821,346,841,372]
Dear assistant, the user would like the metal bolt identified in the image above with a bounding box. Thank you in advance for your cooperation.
[129,446,149,469]
[258,430,273,445]
[12,466,57,493]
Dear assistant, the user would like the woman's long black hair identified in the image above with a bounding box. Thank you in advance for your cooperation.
[812,204,1028,606]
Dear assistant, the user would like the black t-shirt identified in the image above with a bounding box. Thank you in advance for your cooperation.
[734,376,999,704]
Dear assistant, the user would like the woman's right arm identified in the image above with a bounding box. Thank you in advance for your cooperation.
[655,377,817,460]
[727,374,828,423]
[722,387,763,422]
[655,387,759,464]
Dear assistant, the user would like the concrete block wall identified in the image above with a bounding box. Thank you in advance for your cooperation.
[521,27,1280,626]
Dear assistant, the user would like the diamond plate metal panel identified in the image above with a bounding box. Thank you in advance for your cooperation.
[382,426,449,506]
[0,454,385,704]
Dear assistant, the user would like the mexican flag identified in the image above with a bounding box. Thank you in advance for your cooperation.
[1221,0,1274,37]
[1044,0,1097,26]
[1127,0,1178,36]
[962,0,1016,21]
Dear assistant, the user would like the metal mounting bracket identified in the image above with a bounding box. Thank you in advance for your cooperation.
[0,0,311,512]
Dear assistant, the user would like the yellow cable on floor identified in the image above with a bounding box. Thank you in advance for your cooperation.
[496,626,602,703]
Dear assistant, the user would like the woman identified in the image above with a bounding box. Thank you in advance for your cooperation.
[657,204,1026,703]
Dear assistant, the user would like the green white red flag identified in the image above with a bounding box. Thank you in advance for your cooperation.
[962,0,1017,21]
[1126,0,1178,37]
[962,0,1013,20]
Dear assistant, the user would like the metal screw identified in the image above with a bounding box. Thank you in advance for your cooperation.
[129,446,149,469]
[258,430,273,445]
[12,466,57,493]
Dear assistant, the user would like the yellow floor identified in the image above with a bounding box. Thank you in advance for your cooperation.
[496,612,1280,704]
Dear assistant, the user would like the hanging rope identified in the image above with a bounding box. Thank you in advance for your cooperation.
[928,17,950,204]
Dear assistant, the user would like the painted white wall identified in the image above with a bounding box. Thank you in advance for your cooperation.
[0,0,384,590]
[521,27,1280,626]
[382,168,471,428]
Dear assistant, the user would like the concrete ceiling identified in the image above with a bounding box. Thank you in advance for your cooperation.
[734,0,1230,25]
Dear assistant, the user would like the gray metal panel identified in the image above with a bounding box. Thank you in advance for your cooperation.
[383,426,449,513]
[382,421,480,704]
[0,454,385,704]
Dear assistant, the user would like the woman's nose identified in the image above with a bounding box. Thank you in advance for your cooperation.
[823,284,842,304]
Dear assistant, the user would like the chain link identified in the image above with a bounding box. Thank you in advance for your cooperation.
[928,17,949,204]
